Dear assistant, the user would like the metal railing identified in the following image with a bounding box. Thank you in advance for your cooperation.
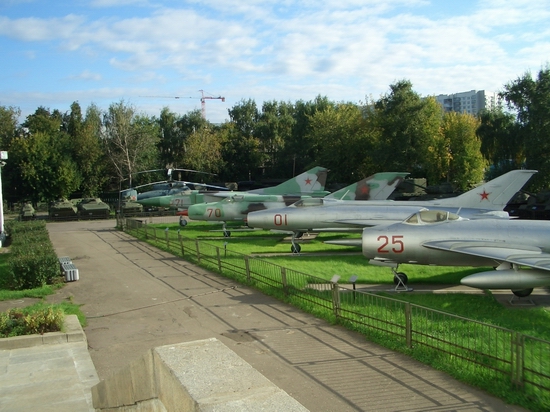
[124,218,550,406]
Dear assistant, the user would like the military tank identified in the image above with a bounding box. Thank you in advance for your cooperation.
[19,202,36,221]
[49,199,78,220]
[120,200,143,216]
[77,198,110,219]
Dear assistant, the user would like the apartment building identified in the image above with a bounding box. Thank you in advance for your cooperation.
[435,90,499,115]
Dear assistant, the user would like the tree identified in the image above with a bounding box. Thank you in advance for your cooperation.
[477,108,523,179]
[181,126,223,176]
[440,112,486,190]
[255,100,295,177]
[6,108,81,202]
[222,100,263,180]
[101,101,160,188]
[306,103,375,182]
[9,130,81,202]
[0,105,21,149]
[284,96,334,175]
[501,66,550,190]
[369,82,443,179]
[66,102,107,196]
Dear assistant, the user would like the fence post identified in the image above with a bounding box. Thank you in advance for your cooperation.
[511,332,525,387]
[195,239,201,264]
[281,267,288,296]
[144,222,148,239]
[405,302,412,348]
[245,256,251,283]
[153,227,157,240]
[178,232,184,256]
[331,282,341,319]
[216,247,222,272]
[165,229,170,249]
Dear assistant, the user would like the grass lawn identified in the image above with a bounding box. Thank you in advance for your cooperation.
[147,220,550,341]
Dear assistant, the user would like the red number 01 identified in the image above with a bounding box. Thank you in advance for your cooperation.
[377,235,404,253]
[274,214,288,226]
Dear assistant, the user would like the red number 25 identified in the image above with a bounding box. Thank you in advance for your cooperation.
[377,235,404,253]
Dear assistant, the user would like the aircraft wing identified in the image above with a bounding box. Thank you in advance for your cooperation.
[422,240,550,270]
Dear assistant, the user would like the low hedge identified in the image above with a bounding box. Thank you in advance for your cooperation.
[4,220,62,290]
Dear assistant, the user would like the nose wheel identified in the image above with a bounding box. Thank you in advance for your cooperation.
[391,268,412,292]
[290,232,301,254]
[222,222,231,238]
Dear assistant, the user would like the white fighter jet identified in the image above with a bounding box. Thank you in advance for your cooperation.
[247,170,537,253]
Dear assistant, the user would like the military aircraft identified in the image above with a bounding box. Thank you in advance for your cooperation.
[360,208,550,297]
[247,169,537,253]
[137,166,329,214]
[185,172,409,237]
[134,168,225,201]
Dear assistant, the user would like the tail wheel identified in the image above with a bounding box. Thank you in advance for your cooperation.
[512,288,533,298]
[393,272,408,285]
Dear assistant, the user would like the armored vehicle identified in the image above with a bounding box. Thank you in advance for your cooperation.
[49,199,78,220]
[77,198,110,219]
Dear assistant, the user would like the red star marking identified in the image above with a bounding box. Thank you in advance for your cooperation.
[359,185,370,194]
[304,177,312,185]
[479,190,490,201]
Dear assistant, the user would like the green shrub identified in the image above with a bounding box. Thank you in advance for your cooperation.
[4,220,62,290]
[0,306,63,337]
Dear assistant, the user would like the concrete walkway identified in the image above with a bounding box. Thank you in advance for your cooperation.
[1,219,530,411]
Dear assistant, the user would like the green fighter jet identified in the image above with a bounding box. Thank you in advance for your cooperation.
[137,166,329,217]
[185,172,409,238]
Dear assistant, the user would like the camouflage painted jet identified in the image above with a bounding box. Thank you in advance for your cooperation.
[137,166,329,213]
[360,208,550,297]
[185,172,409,237]
[248,169,537,253]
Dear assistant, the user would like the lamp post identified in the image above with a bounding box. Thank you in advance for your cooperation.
[0,151,8,248]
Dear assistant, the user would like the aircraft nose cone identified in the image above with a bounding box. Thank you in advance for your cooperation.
[187,203,206,220]
[247,210,271,228]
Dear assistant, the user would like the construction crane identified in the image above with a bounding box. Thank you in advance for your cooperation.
[199,90,225,120]
[140,90,225,120]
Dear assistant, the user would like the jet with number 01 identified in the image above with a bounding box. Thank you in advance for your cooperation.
[360,208,550,297]
[247,169,537,253]
[185,172,409,237]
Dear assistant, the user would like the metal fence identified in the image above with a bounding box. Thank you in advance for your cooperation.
[124,218,550,405]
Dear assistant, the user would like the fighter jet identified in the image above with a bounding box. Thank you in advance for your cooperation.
[360,208,550,297]
[247,170,537,253]
[185,172,409,237]
[138,166,330,213]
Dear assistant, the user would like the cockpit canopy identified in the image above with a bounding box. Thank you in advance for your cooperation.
[404,209,462,225]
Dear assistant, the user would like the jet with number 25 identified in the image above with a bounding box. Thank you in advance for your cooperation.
[361,208,550,298]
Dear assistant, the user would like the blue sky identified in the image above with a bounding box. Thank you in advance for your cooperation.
[1,0,549,124]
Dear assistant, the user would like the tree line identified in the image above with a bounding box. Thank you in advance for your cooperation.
[1,66,549,205]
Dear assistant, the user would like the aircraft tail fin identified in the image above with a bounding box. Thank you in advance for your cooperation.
[434,169,537,210]
[326,172,409,201]
[250,166,329,195]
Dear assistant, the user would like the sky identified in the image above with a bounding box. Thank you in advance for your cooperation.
[1,0,549,124]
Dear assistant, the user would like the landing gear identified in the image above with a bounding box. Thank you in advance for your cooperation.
[291,243,301,254]
[290,232,301,254]
[512,288,533,298]
[393,272,408,286]
[391,267,413,292]
[179,216,187,227]
[222,222,231,238]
